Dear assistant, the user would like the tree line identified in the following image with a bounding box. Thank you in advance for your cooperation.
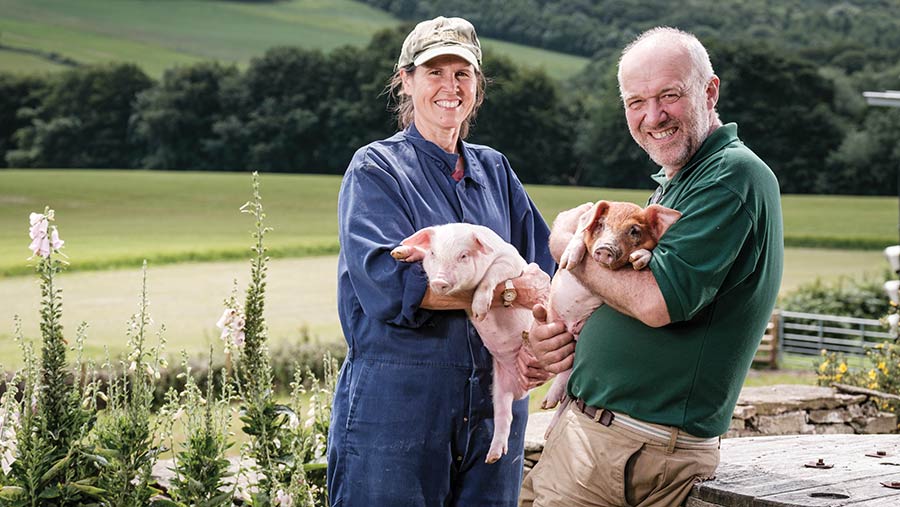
[2,24,899,195]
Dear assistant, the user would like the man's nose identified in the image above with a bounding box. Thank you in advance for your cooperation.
[645,98,668,125]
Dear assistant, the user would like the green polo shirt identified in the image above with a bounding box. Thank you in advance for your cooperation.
[568,123,783,438]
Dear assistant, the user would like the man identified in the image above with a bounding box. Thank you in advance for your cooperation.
[521,27,783,507]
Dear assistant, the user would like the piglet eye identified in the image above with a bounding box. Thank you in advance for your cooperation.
[629,225,641,240]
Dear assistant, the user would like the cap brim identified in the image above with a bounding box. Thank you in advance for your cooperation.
[413,45,480,71]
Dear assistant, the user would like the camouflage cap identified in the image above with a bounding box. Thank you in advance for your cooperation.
[397,16,482,71]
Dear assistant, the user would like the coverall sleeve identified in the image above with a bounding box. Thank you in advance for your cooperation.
[650,182,756,323]
[338,159,433,328]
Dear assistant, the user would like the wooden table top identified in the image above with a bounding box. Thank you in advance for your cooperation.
[688,434,900,507]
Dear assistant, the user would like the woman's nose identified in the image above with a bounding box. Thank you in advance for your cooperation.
[441,74,459,91]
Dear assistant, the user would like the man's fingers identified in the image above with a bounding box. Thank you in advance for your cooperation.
[537,341,576,373]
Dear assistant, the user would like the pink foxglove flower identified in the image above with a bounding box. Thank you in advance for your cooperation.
[27,210,64,258]
[216,308,246,349]
[274,489,293,506]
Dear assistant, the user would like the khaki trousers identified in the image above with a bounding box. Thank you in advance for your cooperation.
[520,405,719,507]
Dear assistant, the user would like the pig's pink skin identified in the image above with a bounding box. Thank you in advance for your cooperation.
[392,223,545,463]
[539,269,605,438]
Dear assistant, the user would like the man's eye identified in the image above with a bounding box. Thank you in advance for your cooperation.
[660,93,680,103]
[627,100,644,110]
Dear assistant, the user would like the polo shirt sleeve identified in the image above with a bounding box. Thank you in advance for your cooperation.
[649,182,755,323]
[338,159,433,328]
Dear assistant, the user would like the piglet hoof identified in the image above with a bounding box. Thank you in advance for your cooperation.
[471,294,492,321]
[390,246,410,260]
[560,240,586,271]
[485,445,507,464]
[629,248,652,270]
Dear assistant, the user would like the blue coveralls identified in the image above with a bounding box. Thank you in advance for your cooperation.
[327,124,554,507]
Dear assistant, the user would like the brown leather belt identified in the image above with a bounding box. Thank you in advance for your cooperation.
[574,398,615,426]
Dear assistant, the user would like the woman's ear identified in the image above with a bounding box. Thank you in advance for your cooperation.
[400,69,413,96]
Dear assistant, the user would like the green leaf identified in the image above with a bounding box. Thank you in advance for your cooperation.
[303,461,328,472]
[67,482,106,497]
[0,486,25,500]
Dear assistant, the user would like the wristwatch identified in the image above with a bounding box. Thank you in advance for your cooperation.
[501,279,517,307]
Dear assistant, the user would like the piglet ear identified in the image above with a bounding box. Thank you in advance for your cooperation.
[471,231,495,256]
[578,200,611,233]
[401,227,434,250]
[643,204,682,241]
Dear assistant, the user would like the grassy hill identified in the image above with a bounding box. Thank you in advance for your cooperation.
[0,0,589,79]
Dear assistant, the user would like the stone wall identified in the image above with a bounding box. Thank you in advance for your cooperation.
[523,385,898,477]
[726,385,897,437]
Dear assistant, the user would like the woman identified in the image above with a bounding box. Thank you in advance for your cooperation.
[327,16,555,506]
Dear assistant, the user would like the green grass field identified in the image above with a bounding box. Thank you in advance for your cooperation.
[0,0,589,79]
[1,170,896,371]
[3,170,896,278]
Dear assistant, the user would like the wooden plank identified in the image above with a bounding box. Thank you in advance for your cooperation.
[690,435,900,506]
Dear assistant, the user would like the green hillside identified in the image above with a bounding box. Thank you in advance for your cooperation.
[0,0,588,78]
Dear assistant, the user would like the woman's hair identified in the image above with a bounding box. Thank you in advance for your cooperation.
[387,63,487,139]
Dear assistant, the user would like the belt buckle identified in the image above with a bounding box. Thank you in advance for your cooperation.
[593,408,615,427]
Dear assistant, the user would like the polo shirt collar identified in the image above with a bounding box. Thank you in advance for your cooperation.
[404,123,485,187]
[648,123,739,190]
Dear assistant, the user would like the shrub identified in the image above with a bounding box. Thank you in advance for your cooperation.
[779,271,892,319]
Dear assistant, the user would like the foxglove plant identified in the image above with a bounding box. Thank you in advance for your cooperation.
[229,173,291,502]
[0,209,104,506]
[92,262,169,505]
[161,350,236,506]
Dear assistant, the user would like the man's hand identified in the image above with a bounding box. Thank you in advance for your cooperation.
[526,304,575,374]
[515,345,552,391]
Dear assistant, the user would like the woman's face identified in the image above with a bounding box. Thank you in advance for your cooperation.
[401,55,477,137]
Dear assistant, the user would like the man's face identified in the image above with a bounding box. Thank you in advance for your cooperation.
[619,45,717,175]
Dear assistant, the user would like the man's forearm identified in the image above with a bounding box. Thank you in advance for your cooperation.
[569,262,671,327]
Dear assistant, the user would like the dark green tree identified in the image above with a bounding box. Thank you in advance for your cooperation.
[6,63,154,168]
[473,53,575,185]
[0,73,46,168]
[130,62,240,171]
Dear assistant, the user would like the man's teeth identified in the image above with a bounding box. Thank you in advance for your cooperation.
[650,128,677,140]
[436,100,460,108]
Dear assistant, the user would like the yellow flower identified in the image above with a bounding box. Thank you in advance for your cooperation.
[868,369,878,381]
[878,361,888,374]
[838,363,848,374]
[818,361,830,373]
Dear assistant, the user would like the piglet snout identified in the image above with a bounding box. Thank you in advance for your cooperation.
[429,279,453,294]
[592,244,621,267]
